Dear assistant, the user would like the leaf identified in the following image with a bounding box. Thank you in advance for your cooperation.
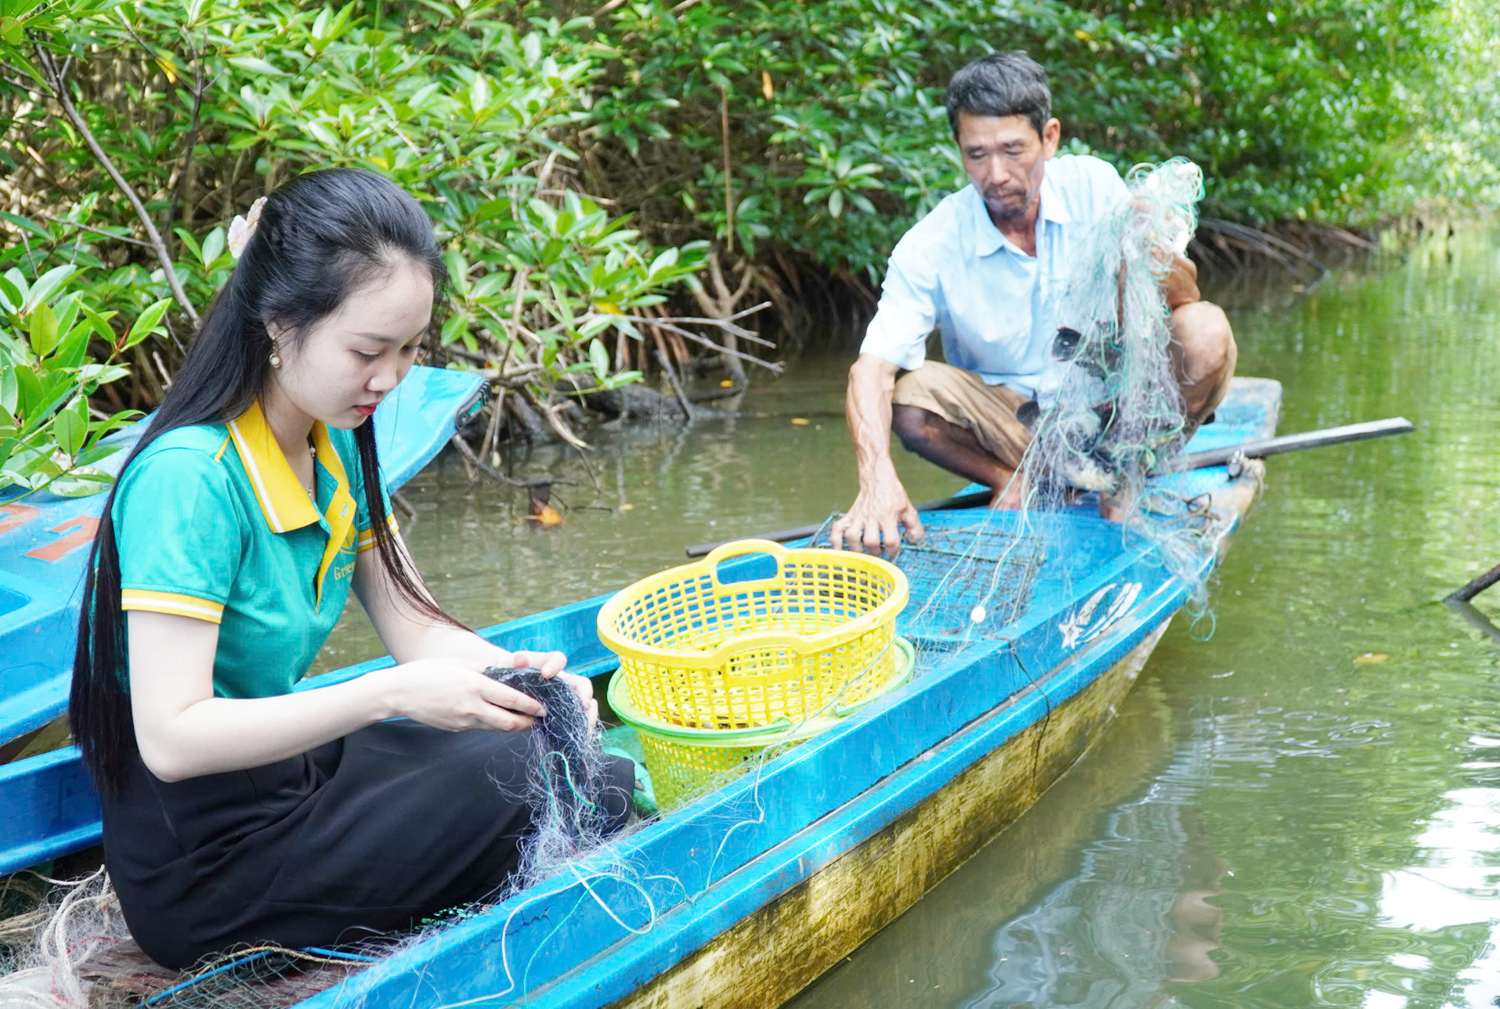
[13,365,42,422]
[21,264,76,314]
[304,120,339,148]
[588,337,609,380]
[53,321,90,370]
[469,272,510,301]
[0,365,16,414]
[200,227,226,267]
[440,314,470,347]
[0,212,50,240]
[124,298,172,349]
[76,441,127,467]
[0,273,20,312]
[227,55,286,76]
[646,247,679,279]
[27,300,59,357]
[80,305,118,343]
[77,364,130,387]
[469,73,491,115]
[46,468,113,498]
[53,398,85,456]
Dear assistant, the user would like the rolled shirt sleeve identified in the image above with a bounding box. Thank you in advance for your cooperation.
[858,236,944,372]
[116,448,245,624]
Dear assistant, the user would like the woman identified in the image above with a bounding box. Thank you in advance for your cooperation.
[70,168,634,969]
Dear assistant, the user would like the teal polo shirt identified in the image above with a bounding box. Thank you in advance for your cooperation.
[115,400,397,699]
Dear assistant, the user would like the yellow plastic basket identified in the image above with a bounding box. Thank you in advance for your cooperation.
[596,539,909,729]
[609,638,915,811]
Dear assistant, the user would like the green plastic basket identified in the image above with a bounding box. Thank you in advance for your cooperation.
[607,637,915,812]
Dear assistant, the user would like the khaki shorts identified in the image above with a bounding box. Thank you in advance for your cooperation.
[893,362,1036,469]
[892,351,1236,472]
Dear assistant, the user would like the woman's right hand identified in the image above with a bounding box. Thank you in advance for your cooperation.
[375,659,545,732]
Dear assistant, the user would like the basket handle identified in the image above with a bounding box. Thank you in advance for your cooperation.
[722,716,796,737]
[830,638,916,717]
[703,538,789,589]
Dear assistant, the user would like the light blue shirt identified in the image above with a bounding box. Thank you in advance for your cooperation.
[860,154,1130,403]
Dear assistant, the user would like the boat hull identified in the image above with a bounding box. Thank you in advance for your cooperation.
[615,620,1172,1009]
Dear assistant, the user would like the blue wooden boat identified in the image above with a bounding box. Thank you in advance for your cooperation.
[0,377,1281,1009]
[0,365,487,752]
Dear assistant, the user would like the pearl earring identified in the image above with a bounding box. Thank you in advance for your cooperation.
[269,350,282,368]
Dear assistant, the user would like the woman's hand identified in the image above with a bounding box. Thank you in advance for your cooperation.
[378,658,545,732]
[505,650,599,728]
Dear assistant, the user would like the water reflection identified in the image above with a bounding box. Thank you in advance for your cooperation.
[958,773,1228,1008]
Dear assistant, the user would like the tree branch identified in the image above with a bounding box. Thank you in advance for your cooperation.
[31,39,199,328]
[165,34,208,236]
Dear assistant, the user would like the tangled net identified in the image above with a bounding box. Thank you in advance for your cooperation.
[1018,156,1226,617]
[482,666,622,884]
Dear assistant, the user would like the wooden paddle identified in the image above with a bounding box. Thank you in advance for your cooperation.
[684,416,1414,557]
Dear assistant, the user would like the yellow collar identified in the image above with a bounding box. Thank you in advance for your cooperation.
[226,400,360,608]
[227,400,336,532]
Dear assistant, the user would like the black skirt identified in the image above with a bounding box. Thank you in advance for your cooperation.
[101,720,634,969]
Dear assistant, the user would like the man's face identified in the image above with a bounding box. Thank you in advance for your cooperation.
[955,111,1061,225]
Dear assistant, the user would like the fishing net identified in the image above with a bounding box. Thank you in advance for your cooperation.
[1017,156,1227,617]
[810,514,1046,647]
[482,666,624,882]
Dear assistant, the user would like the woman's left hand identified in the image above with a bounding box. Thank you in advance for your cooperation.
[508,650,598,728]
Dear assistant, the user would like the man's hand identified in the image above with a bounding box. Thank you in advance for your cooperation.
[829,467,924,558]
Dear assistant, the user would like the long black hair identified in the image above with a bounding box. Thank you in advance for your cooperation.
[72,167,457,792]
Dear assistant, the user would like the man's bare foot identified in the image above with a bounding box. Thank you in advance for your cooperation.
[990,482,1027,509]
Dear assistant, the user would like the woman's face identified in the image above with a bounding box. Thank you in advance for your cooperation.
[268,260,434,430]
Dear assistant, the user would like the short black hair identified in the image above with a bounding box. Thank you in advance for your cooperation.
[945,51,1052,139]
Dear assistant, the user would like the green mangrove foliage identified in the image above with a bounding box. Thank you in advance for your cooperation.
[0,261,166,497]
[0,0,727,473]
[587,0,1496,293]
[0,0,1494,490]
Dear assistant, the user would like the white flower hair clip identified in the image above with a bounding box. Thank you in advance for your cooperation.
[227,197,268,259]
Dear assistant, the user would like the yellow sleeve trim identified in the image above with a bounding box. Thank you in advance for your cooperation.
[356,513,400,553]
[121,590,225,624]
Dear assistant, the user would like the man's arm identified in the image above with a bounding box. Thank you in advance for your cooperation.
[1163,254,1201,310]
[828,353,923,557]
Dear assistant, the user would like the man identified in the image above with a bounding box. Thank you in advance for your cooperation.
[829,51,1236,556]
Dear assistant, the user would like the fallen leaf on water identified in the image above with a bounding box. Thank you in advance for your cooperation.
[790,417,811,426]
[529,504,563,527]
[1354,652,1389,663]
[720,379,735,388]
